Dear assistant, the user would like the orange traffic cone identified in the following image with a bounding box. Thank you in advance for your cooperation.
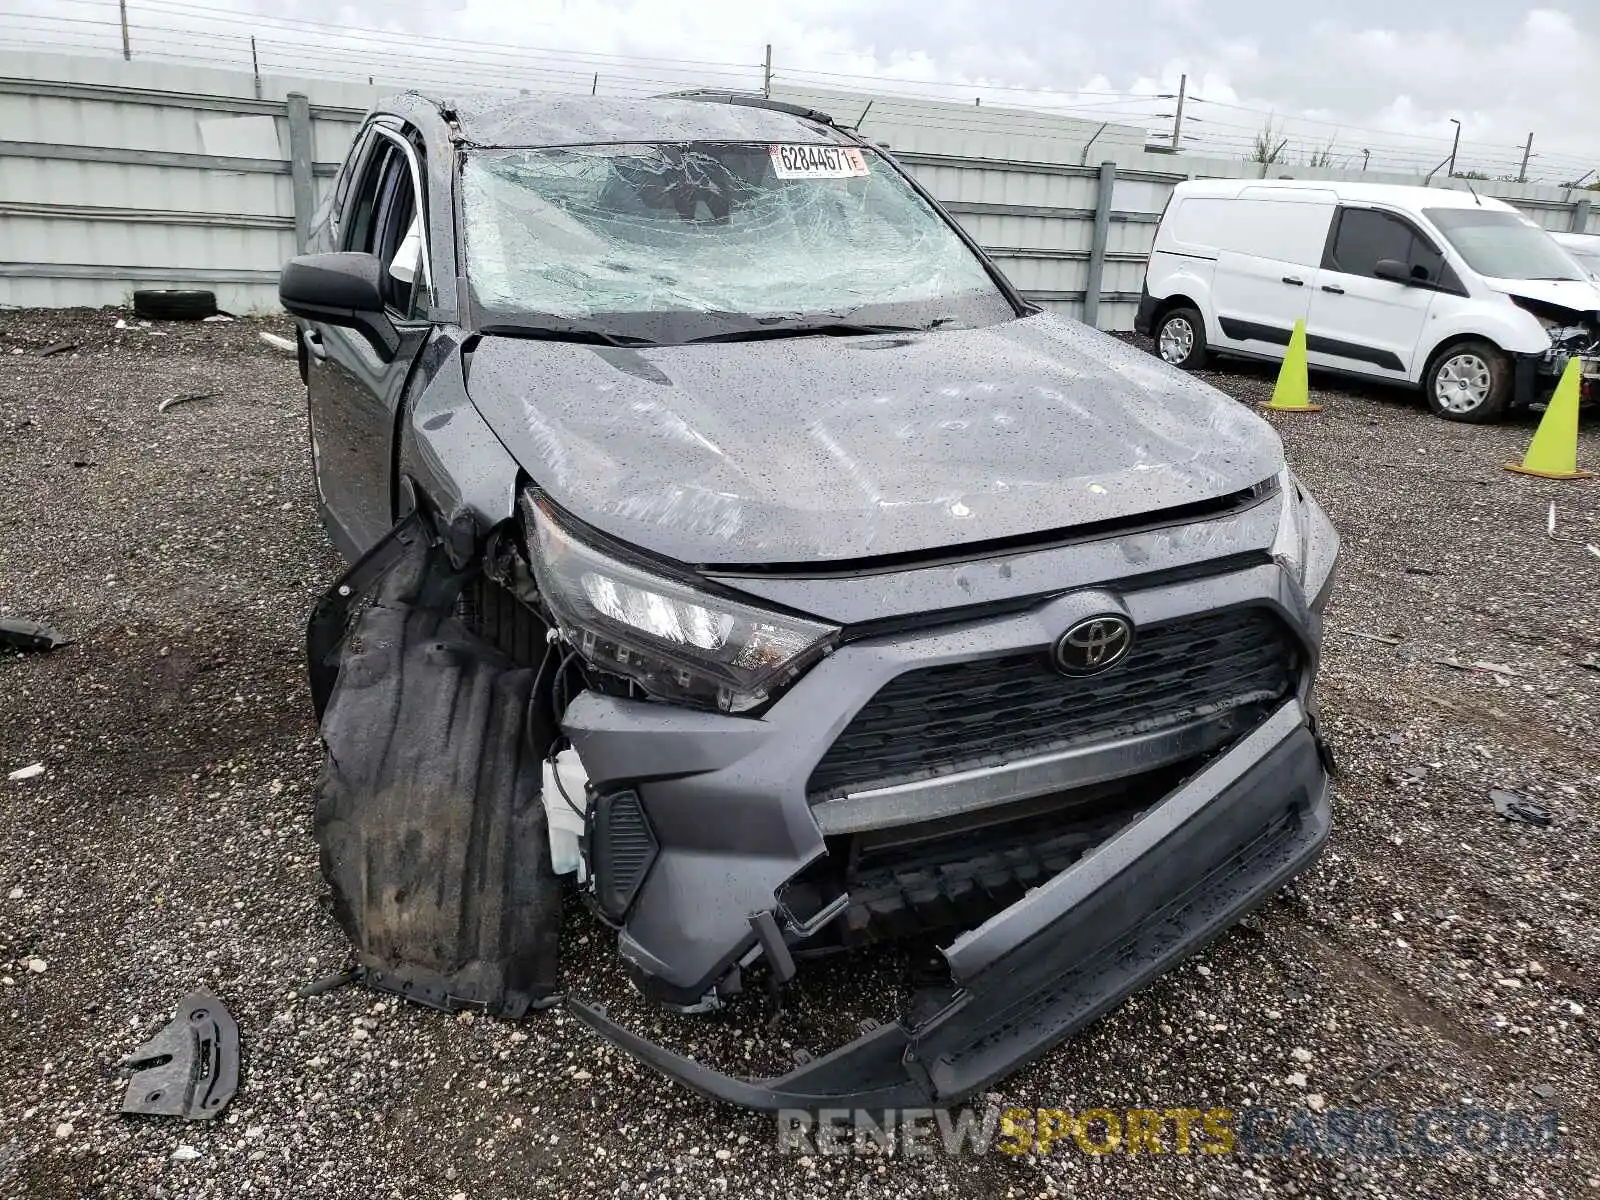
[1259,320,1321,413]
[1506,358,1593,480]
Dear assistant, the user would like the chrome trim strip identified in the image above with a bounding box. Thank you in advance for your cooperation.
[810,711,1250,836]
[369,125,434,295]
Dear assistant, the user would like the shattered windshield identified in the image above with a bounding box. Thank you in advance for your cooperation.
[461,141,1013,339]
[1424,208,1587,282]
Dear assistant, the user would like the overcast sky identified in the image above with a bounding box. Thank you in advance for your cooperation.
[8,0,1600,179]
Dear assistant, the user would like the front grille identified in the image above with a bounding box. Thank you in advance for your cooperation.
[807,606,1298,801]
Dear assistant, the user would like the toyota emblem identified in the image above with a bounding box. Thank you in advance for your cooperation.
[1053,615,1134,676]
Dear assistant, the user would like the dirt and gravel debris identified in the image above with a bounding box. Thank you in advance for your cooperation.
[1,309,1597,1198]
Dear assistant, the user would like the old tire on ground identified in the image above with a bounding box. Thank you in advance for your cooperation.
[132,289,218,321]
[1155,306,1211,370]
[1423,339,1512,423]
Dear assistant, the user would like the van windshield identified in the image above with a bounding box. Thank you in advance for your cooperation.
[461,142,1013,342]
[1424,208,1586,281]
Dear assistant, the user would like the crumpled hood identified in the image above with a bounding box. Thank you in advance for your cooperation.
[1482,276,1600,314]
[466,312,1284,565]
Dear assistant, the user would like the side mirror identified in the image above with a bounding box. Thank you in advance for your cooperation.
[279,252,398,359]
[1373,258,1417,285]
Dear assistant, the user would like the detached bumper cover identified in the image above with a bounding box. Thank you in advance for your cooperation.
[567,700,1331,1109]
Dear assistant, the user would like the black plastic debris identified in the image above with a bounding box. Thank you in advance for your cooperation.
[0,617,70,652]
[35,341,77,358]
[312,522,561,1016]
[1490,789,1553,828]
[119,992,239,1120]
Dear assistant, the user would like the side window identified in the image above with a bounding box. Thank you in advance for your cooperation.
[330,126,373,234]
[1327,208,1444,282]
[342,133,428,319]
[342,142,396,256]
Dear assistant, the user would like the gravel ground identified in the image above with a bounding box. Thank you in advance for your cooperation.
[1,308,1597,1199]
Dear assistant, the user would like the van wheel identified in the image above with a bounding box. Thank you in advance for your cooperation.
[1424,341,1511,422]
[1155,307,1210,370]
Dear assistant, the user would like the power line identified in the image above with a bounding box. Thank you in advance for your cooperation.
[37,0,767,73]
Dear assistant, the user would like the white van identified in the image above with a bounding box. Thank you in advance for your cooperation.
[1136,179,1600,421]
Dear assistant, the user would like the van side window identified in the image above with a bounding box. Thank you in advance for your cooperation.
[1327,208,1445,282]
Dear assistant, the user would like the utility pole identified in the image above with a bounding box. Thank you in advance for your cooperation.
[1446,117,1461,177]
[762,44,772,98]
[1170,73,1187,151]
[1361,148,1370,172]
[119,0,130,59]
[1519,132,1534,183]
[250,36,261,99]
[591,72,598,95]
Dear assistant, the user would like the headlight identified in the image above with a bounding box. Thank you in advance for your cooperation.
[1272,469,1339,612]
[522,495,838,713]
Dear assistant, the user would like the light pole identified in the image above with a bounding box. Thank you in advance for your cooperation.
[1447,118,1461,177]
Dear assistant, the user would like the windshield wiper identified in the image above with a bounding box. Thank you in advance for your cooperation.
[479,321,658,348]
[685,318,949,345]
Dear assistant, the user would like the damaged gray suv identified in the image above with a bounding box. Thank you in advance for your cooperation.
[280,89,1340,1110]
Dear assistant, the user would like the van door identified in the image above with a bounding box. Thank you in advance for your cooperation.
[1307,206,1444,380]
[1206,192,1334,359]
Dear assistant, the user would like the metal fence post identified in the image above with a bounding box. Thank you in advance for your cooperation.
[286,92,315,253]
[1572,198,1592,234]
[1083,161,1116,329]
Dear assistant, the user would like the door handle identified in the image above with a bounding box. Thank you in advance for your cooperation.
[302,327,327,360]
[1281,275,1305,286]
[1321,284,1345,295]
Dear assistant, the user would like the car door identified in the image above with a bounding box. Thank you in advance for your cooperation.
[1206,192,1334,360]
[1306,206,1443,381]
[305,124,433,559]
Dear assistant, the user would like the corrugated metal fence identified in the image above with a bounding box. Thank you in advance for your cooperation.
[3,57,1597,330]
[0,71,364,313]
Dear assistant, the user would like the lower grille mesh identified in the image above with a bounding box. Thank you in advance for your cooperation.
[807,606,1297,801]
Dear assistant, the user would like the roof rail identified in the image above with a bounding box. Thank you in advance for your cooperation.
[664,89,836,127]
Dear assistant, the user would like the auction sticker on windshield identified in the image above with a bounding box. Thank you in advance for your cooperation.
[770,144,870,179]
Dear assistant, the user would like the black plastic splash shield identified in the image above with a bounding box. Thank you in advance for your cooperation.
[310,516,562,1016]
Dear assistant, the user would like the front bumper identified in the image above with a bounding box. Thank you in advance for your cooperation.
[569,699,1330,1108]
[1515,351,1600,405]
[564,524,1312,1003]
